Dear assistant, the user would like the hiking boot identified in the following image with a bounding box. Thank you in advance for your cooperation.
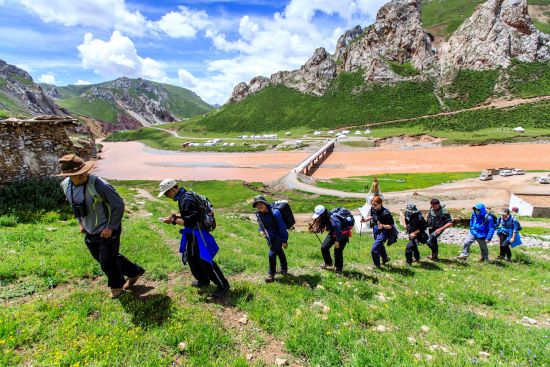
[406,262,412,267]
[428,253,439,261]
[334,268,343,274]
[382,257,390,265]
[370,264,382,271]
[191,280,210,288]
[265,274,275,283]
[477,257,487,263]
[320,264,333,270]
[457,255,468,261]
[279,269,288,276]
[110,288,124,299]
[212,284,230,299]
[413,258,420,263]
[123,268,145,290]
[496,255,504,260]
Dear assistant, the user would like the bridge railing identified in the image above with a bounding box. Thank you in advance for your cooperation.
[293,139,335,175]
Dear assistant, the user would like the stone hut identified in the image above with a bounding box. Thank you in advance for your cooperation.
[0,116,95,184]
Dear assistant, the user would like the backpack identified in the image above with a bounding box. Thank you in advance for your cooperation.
[272,200,295,229]
[186,191,216,231]
[483,213,498,229]
[330,207,355,228]
[61,175,111,226]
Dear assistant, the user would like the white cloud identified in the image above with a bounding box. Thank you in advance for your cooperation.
[38,73,56,84]
[77,31,166,80]
[19,0,149,36]
[178,68,199,88]
[155,6,210,38]
[75,79,92,85]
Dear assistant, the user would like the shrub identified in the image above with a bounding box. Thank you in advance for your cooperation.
[0,214,18,227]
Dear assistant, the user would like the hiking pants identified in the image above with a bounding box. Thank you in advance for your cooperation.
[427,231,440,255]
[185,234,228,288]
[321,234,349,271]
[268,240,288,275]
[460,233,489,260]
[85,227,144,289]
[498,232,512,260]
[405,238,421,264]
[371,230,389,267]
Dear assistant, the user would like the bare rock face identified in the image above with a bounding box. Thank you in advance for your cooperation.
[228,82,250,104]
[339,0,435,81]
[335,25,364,60]
[249,76,271,94]
[439,0,550,73]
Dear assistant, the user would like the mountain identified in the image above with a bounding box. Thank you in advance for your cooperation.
[201,0,550,133]
[0,59,67,117]
[42,78,213,134]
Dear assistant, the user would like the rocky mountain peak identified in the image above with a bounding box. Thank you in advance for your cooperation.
[335,25,364,60]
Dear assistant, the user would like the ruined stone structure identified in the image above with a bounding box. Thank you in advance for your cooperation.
[0,116,95,184]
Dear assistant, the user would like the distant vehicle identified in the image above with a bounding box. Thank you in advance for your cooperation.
[539,176,550,184]
[512,169,525,175]
[354,130,362,135]
[479,173,493,181]
[500,170,513,177]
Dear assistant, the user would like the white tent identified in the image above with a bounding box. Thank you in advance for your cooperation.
[513,126,525,133]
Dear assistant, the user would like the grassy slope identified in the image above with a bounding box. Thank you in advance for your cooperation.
[316,172,479,193]
[1,181,549,366]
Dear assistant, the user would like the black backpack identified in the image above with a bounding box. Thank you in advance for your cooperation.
[483,213,498,229]
[187,191,216,231]
[330,207,355,228]
[272,200,295,229]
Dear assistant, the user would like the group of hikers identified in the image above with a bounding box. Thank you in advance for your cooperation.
[56,154,524,298]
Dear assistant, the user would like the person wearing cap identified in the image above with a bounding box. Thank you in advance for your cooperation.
[310,205,353,274]
[404,203,428,266]
[425,198,453,261]
[457,203,496,262]
[496,208,522,261]
[253,195,289,283]
[58,154,145,298]
[158,179,230,298]
[361,196,395,269]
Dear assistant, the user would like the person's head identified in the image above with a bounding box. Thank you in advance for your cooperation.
[371,195,383,210]
[158,178,179,199]
[312,204,326,220]
[499,207,510,219]
[252,195,269,213]
[56,154,94,185]
[511,207,519,214]
[472,203,486,216]
[405,203,419,215]
[430,198,441,210]
[310,204,329,232]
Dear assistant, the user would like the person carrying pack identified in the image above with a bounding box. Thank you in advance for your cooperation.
[310,205,354,274]
[58,154,145,299]
[496,208,522,261]
[253,195,291,283]
[404,203,428,266]
[457,203,496,262]
[425,198,453,261]
[158,179,229,299]
[361,195,396,269]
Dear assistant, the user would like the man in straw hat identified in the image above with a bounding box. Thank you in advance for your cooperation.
[58,154,145,298]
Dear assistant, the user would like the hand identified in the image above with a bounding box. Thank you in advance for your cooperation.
[377,222,384,230]
[282,242,288,249]
[335,242,340,249]
[361,216,371,223]
[511,235,516,243]
[434,229,442,236]
[79,223,86,234]
[260,231,267,237]
[100,228,113,238]
[162,217,173,224]
[409,233,416,239]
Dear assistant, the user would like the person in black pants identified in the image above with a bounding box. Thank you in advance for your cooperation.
[253,195,289,283]
[58,154,145,298]
[361,196,395,269]
[310,205,352,274]
[404,203,428,266]
[159,179,230,298]
[425,198,453,260]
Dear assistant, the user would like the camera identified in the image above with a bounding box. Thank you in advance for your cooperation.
[72,202,87,218]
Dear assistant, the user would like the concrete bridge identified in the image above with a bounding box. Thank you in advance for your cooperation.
[293,139,335,176]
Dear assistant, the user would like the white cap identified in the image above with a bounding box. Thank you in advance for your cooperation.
[312,204,326,219]
[158,178,177,197]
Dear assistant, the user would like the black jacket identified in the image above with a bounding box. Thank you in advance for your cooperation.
[176,189,200,228]
[370,207,394,227]
[405,211,428,243]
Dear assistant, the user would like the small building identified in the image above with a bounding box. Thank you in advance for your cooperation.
[509,193,550,218]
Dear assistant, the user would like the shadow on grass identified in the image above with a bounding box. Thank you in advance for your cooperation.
[276,273,322,288]
[212,285,255,308]
[343,269,379,284]
[418,261,443,271]
[119,291,173,328]
[435,258,469,267]
[381,264,415,277]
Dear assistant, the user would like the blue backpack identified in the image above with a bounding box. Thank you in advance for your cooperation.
[330,207,355,228]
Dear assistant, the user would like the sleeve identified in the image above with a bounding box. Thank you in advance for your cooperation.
[444,210,452,225]
[418,214,427,231]
[330,216,343,242]
[486,216,496,240]
[512,218,519,233]
[386,210,395,226]
[470,214,475,229]
[180,195,199,223]
[274,209,289,242]
[94,178,124,230]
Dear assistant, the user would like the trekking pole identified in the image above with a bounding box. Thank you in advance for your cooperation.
[314,232,323,246]
[256,212,272,248]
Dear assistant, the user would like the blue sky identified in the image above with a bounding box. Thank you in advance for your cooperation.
[0,0,388,104]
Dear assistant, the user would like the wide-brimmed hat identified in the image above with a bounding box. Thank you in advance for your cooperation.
[312,204,326,219]
[158,178,177,197]
[56,154,94,177]
[252,195,269,208]
[499,208,510,215]
[405,203,419,213]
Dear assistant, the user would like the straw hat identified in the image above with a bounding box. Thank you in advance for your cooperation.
[56,154,94,177]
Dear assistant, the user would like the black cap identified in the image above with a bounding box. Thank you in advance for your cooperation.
[430,198,440,205]
[252,195,269,208]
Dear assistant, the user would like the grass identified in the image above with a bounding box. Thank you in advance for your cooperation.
[508,60,550,98]
[387,61,418,77]
[57,97,120,123]
[316,172,479,193]
[420,0,485,37]
[1,180,549,366]
[443,69,500,110]
[340,140,375,148]
[0,110,8,118]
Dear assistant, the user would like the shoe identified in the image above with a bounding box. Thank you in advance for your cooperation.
[477,258,487,263]
[320,264,333,270]
[428,253,439,261]
[212,284,230,298]
[382,257,390,265]
[496,256,504,260]
[334,268,343,274]
[370,265,382,271]
[265,274,275,283]
[191,280,210,288]
[123,268,146,290]
[457,255,468,261]
[506,257,512,262]
[279,269,288,275]
[110,288,124,299]
[413,258,420,263]
[406,262,412,267]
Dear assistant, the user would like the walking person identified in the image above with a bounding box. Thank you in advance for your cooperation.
[457,203,496,262]
[58,154,145,298]
[361,196,397,269]
[310,205,354,274]
[404,203,428,266]
[158,179,230,298]
[496,208,522,261]
[253,195,289,283]
[425,198,453,261]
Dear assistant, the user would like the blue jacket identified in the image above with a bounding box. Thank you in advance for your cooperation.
[497,215,522,247]
[179,227,219,264]
[257,206,289,243]
[469,203,496,240]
